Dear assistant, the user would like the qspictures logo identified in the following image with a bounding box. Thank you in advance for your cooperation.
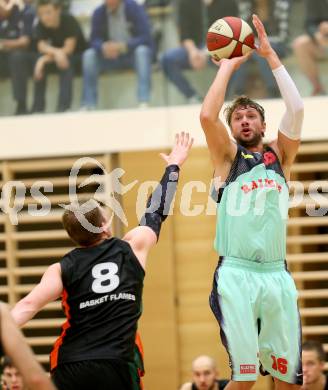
[0,156,327,232]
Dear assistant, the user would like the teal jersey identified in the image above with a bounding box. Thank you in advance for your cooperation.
[214,145,289,262]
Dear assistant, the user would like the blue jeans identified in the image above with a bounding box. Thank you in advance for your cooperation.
[161,46,198,99]
[227,42,287,98]
[82,45,152,106]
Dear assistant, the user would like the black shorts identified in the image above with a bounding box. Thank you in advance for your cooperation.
[52,359,137,390]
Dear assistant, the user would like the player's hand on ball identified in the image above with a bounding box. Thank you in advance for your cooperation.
[160,132,194,167]
[212,51,252,70]
[252,14,274,58]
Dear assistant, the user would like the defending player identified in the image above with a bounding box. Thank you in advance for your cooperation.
[200,15,304,390]
[11,132,193,390]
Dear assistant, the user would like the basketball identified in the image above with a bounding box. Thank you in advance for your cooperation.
[207,16,256,61]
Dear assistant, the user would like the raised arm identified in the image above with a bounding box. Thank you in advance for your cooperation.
[252,14,304,173]
[199,55,250,171]
[11,263,63,327]
[124,132,193,269]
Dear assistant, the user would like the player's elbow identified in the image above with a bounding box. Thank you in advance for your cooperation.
[200,110,216,130]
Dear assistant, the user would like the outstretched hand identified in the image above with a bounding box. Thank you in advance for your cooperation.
[252,14,274,58]
[160,132,194,167]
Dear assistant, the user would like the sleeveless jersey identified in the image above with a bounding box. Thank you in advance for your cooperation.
[213,144,289,262]
[50,238,145,371]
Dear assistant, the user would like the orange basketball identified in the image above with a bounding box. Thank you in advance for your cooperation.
[207,16,256,61]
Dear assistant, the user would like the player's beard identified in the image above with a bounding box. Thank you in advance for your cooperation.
[235,131,263,148]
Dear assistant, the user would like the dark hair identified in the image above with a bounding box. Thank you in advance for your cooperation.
[37,0,61,8]
[1,356,13,370]
[62,200,107,247]
[224,95,265,127]
[303,340,326,362]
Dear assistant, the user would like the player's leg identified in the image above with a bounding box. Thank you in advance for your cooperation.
[258,268,302,387]
[273,377,301,390]
[209,260,260,386]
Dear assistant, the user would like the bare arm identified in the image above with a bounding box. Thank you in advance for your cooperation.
[1,303,57,390]
[11,263,63,327]
[200,55,251,171]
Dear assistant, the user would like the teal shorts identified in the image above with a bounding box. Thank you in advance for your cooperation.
[209,257,302,385]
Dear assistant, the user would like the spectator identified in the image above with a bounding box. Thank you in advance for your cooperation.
[302,340,328,390]
[228,0,291,99]
[2,356,27,390]
[81,0,153,110]
[293,0,328,96]
[161,0,239,104]
[0,303,56,390]
[0,0,35,115]
[179,355,228,390]
[31,0,86,113]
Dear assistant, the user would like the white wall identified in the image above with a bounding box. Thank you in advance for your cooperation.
[0,96,326,160]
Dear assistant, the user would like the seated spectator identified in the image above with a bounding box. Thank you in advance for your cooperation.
[302,340,328,390]
[0,0,35,115]
[32,0,86,113]
[81,0,153,110]
[179,355,228,390]
[2,356,27,390]
[228,0,291,99]
[161,0,238,104]
[0,302,55,390]
[293,0,328,96]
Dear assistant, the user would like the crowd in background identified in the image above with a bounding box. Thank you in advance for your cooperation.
[0,0,327,115]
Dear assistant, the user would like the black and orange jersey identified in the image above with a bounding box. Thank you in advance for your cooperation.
[134,332,145,390]
[50,238,144,371]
